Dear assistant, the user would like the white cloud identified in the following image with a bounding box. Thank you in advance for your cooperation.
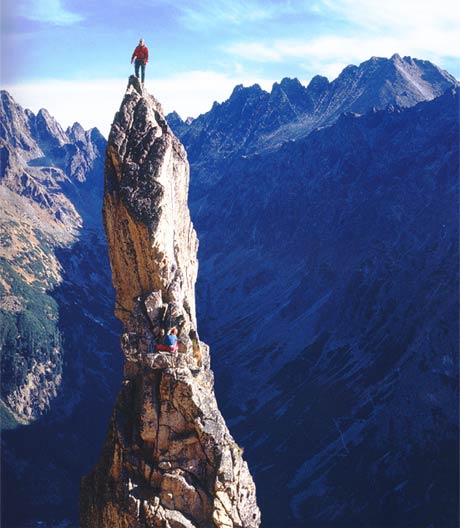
[173,0,310,29]
[324,0,460,34]
[175,0,265,29]
[17,0,83,25]
[324,0,460,59]
[223,0,460,77]
[4,72,275,137]
[226,42,283,62]
[160,0,333,30]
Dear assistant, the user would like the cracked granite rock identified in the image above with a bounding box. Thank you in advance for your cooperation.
[80,76,260,528]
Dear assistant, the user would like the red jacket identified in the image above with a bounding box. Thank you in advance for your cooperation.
[132,45,149,63]
[156,343,178,352]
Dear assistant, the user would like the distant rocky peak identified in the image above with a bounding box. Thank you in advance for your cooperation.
[272,77,306,102]
[167,110,183,123]
[341,64,359,76]
[277,77,304,94]
[324,54,458,116]
[308,74,329,86]
[35,108,69,147]
[165,111,191,139]
[306,74,330,96]
[67,121,86,143]
[230,83,244,96]
[360,54,457,87]
[1,91,25,126]
[390,55,458,100]
[88,127,106,150]
[1,92,107,227]
[0,90,38,153]
[270,82,290,99]
[165,110,184,130]
[0,90,16,117]
[229,82,265,101]
[167,54,458,170]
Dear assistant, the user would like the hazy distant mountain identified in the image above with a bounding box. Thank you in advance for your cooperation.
[0,91,122,526]
[168,54,457,190]
[169,59,459,527]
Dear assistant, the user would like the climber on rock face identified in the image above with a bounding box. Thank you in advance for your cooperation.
[131,38,149,84]
[164,326,178,348]
[157,326,178,352]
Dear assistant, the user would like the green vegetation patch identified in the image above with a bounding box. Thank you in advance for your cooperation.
[0,399,21,430]
[0,258,62,400]
[34,229,55,256]
[0,231,13,248]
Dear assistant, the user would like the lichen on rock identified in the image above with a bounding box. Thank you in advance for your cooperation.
[80,76,260,528]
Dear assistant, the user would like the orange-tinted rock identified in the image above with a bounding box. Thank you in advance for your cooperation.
[80,77,260,528]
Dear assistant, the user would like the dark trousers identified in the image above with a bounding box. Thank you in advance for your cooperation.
[134,60,146,83]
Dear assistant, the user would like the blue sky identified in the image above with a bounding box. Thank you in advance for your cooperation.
[2,0,459,136]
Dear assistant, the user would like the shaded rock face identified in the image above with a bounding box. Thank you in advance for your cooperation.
[172,76,459,525]
[0,89,115,423]
[0,91,122,526]
[80,77,260,528]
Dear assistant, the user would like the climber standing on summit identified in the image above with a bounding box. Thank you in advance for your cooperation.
[131,38,149,84]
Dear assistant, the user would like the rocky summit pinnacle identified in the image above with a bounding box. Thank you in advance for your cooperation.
[80,76,260,528]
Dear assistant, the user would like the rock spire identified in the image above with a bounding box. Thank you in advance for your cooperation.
[80,76,260,528]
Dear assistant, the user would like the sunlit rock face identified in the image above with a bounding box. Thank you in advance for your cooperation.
[80,76,260,528]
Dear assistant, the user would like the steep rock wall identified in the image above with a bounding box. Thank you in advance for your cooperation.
[80,77,260,528]
[0,90,110,426]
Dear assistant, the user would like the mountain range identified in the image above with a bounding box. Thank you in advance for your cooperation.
[1,54,458,526]
[0,90,122,525]
[167,55,459,527]
[168,54,456,189]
